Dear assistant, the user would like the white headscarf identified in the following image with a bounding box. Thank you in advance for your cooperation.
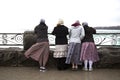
[82,22,88,26]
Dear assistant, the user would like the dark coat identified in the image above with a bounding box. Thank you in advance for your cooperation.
[82,25,96,42]
[52,25,69,45]
[34,22,48,42]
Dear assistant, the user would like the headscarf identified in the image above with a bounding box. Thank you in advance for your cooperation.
[71,20,81,27]
[82,22,88,26]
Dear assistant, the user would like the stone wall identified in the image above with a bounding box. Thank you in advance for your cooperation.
[95,46,120,68]
[0,47,55,67]
[0,31,120,68]
[23,31,37,50]
[0,47,120,68]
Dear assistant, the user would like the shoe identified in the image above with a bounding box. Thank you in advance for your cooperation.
[40,69,43,72]
[40,67,43,72]
[42,69,46,72]
[72,67,78,71]
[89,68,93,71]
[82,68,88,71]
[40,66,46,72]
[75,66,78,69]
[42,67,46,70]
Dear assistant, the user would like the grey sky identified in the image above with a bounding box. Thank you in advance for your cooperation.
[0,0,120,33]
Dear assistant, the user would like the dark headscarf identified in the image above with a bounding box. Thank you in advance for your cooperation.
[34,19,48,40]
[71,20,81,27]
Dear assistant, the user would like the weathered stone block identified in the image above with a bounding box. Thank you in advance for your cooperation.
[23,31,37,50]
[0,48,21,66]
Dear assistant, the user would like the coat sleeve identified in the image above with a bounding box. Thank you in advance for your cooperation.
[80,26,85,40]
[90,27,96,34]
[69,28,72,38]
[92,28,96,34]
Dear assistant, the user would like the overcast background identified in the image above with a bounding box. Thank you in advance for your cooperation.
[0,0,120,33]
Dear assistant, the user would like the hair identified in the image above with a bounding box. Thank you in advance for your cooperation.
[57,19,64,25]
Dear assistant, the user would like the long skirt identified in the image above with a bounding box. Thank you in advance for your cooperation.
[53,45,69,70]
[24,42,49,67]
[80,42,99,62]
[65,42,81,65]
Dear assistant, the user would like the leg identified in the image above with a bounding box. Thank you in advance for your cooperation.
[72,63,75,69]
[89,60,93,71]
[39,42,49,72]
[61,57,69,70]
[75,64,78,69]
[39,54,44,72]
[42,43,49,67]
[59,57,68,70]
[83,60,88,71]
[39,53,43,67]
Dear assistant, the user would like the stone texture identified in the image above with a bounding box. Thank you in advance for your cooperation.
[0,46,120,68]
[0,47,55,67]
[94,46,120,68]
[23,31,37,50]
[0,48,21,66]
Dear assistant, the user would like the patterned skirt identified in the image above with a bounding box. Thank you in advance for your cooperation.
[80,42,99,62]
[65,42,81,65]
[53,45,68,58]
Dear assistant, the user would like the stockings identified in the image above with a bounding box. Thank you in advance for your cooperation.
[84,60,93,69]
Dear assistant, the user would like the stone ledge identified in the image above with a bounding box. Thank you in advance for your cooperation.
[0,47,120,69]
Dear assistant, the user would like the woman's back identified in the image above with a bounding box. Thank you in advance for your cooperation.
[52,25,69,44]
[82,25,96,42]
[69,26,85,43]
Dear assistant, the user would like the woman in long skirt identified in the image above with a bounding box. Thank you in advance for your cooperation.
[66,20,85,70]
[80,22,99,71]
[52,19,69,70]
[24,19,49,72]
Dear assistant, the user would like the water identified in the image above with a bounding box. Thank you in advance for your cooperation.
[96,30,120,33]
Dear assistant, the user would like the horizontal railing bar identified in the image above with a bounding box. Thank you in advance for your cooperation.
[0,32,120,47]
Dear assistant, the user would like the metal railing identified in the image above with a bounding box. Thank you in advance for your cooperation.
[0,33,23,46]
[94,33,120,46]
[0,32,120,47]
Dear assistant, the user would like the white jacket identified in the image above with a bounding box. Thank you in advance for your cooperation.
[69,26,85,43]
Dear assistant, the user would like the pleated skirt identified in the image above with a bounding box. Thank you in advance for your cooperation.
[65,42,81,65]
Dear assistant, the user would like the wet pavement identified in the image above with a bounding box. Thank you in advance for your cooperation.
[0,67,120,80]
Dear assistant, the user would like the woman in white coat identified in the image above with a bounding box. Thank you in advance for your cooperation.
[66,20,85,70]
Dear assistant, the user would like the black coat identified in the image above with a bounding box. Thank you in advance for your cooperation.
[34,22,48,42]
[52,25,69,45]
[82,25,96,42]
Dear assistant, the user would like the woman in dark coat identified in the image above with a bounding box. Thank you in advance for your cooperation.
[52,19,69,70]
[24,19,49,72]
[80,22,99,71]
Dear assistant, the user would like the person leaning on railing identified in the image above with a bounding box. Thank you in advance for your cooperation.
[24,19,49,72]
[51,19,69,70]
[80,22,99,71]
